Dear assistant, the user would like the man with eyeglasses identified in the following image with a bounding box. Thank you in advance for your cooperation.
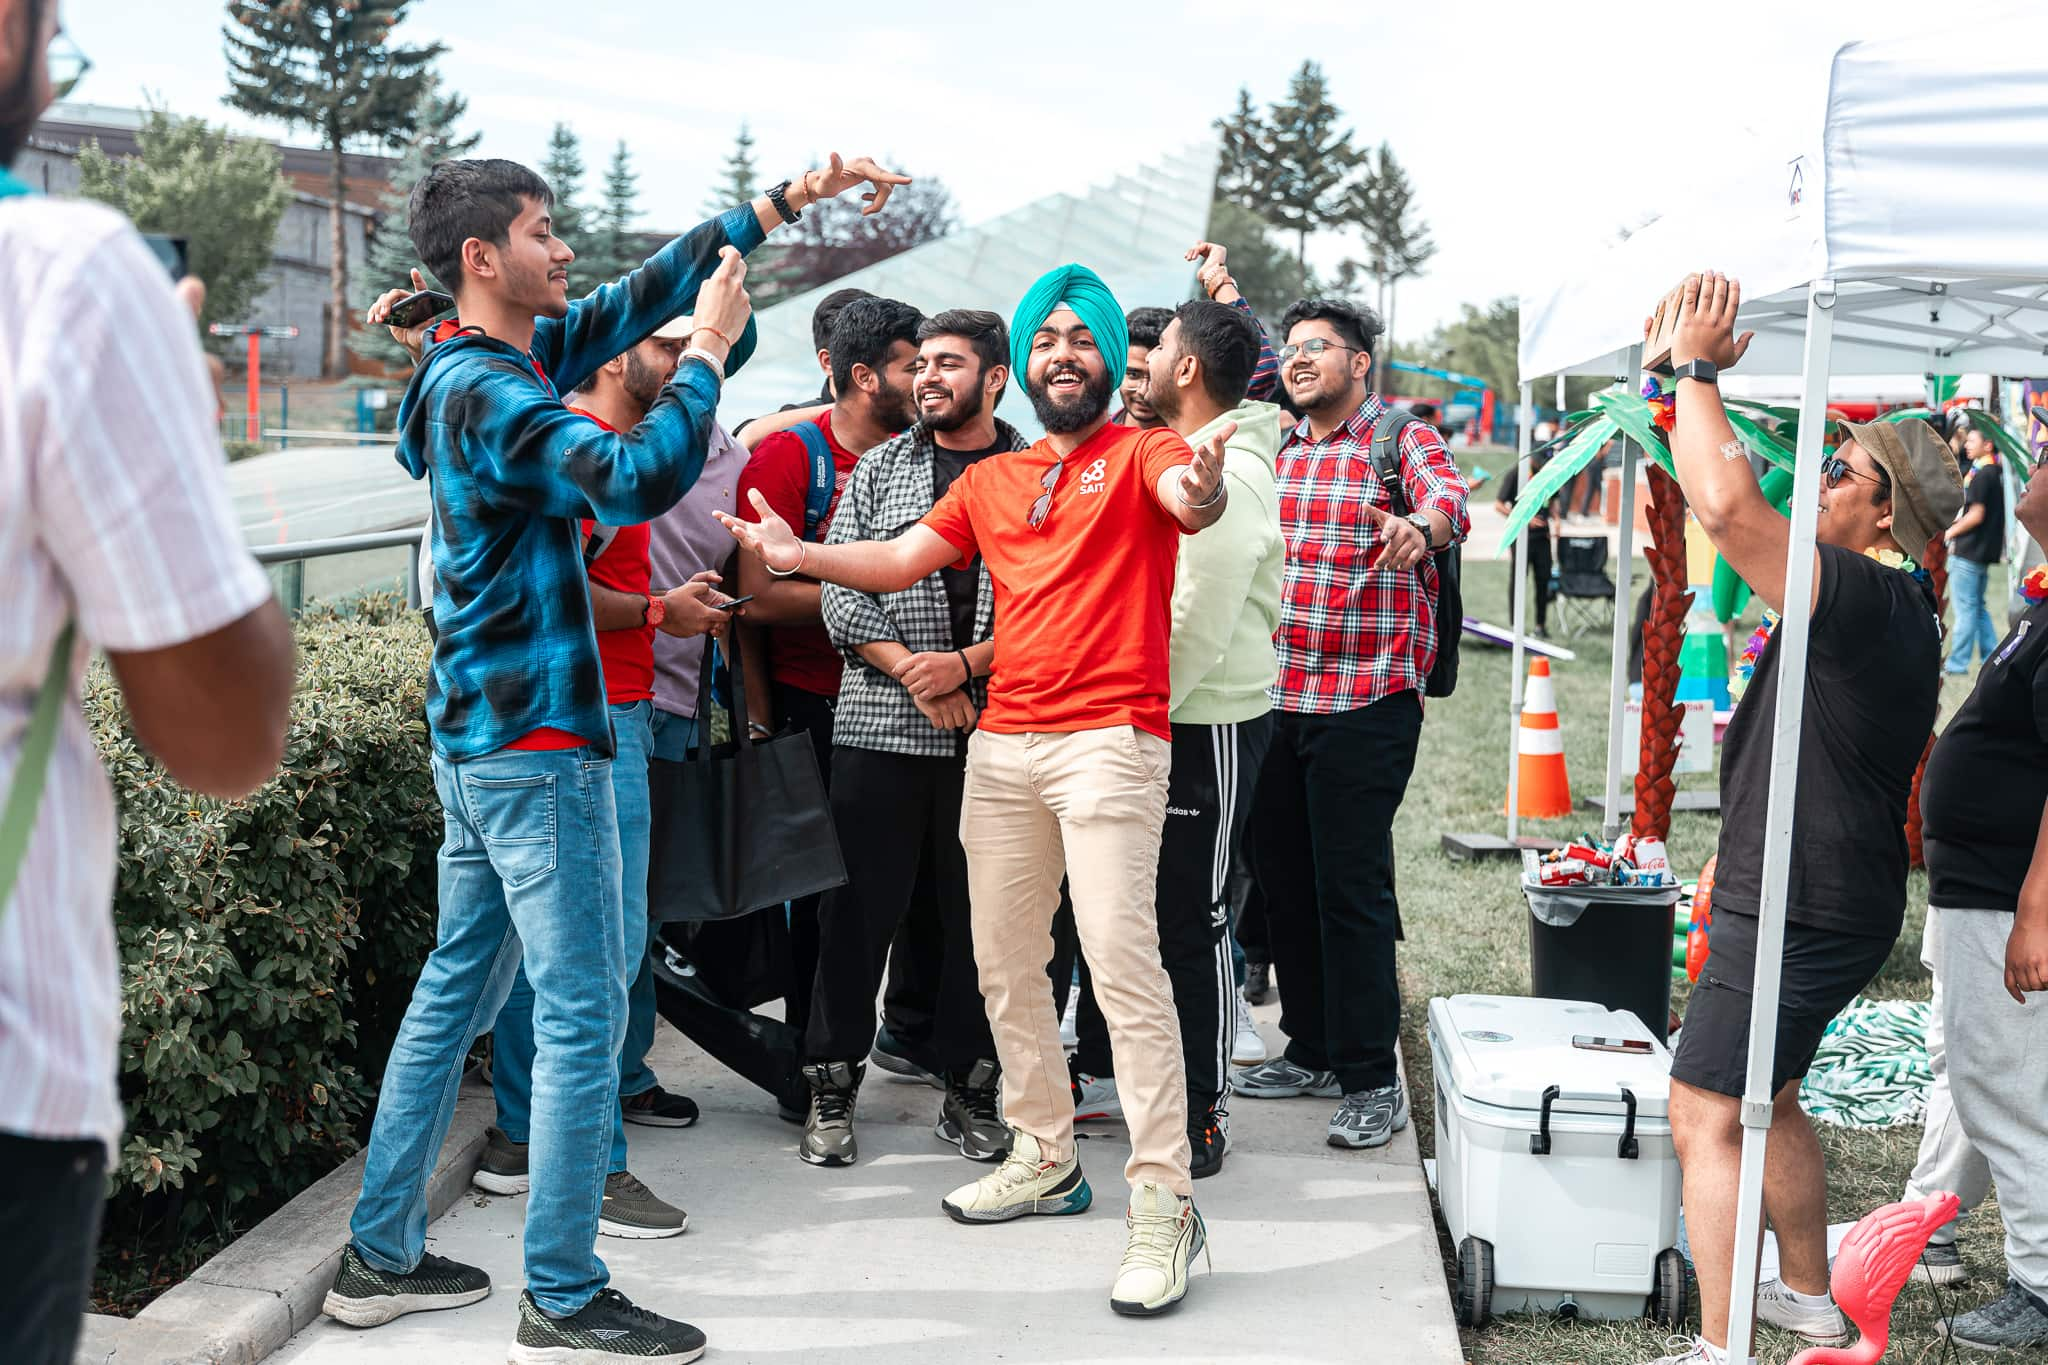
[720,262,1232,1317]
[1640,273,1962,1365]
[1233,298,1470,1155]
[1,3,298,1359]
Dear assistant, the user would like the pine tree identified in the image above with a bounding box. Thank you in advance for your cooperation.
[224,0,443,377]
[1260,60,1359,293]
[1212,86,1272,212]
[587,140,642,286]
[539,123,587,253]
[704,122,759,217]
[1343,142,1436,342]
[351,73,478,369]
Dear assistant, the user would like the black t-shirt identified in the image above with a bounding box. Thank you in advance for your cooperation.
[1713,546,1942,937]
[1922,595,2048,910]
[1954,461,2005,565]
[931,433,1007,649]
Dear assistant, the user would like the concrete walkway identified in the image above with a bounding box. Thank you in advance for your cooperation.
[272,1005,1462,1365]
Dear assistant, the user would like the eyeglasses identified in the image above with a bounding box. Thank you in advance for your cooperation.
[1277,338,1364,363]
[1027,459,1063,532]
[47,25,90,102]
[1822,454,1884,491]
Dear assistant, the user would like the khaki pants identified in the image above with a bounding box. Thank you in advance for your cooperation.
[960,726,1191,1195]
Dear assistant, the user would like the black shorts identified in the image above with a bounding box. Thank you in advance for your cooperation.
[1668,909,1895,1098]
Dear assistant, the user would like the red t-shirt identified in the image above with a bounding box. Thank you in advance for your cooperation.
[921,422,1192,739]
[738,408,860,697]
[506,407,652,751]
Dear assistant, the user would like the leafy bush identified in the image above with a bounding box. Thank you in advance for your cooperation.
[87,594,440,1242]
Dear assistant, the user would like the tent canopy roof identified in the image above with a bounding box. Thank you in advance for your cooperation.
[1520,21,2048,380]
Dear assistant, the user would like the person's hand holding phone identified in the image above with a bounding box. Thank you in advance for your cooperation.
[367,269,443,363]
[657,571,741,639]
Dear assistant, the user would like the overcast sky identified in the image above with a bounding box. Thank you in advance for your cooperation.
[65,0,1967,341]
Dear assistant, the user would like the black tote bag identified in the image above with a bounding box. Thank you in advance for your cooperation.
[646,638,847,922]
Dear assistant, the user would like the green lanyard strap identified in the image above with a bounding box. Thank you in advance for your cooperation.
[0,625,75,920]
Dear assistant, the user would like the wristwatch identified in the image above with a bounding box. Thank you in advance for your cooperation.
[1673,358,1719,386]
[641,595,667,629]
[1403,513,1433,545]
[765,179,801,225]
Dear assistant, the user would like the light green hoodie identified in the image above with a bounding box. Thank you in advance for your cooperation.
[1169,399,1285,724]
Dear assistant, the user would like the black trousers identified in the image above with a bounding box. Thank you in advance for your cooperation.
[0,1132,104,1365]
[1233,870,1270,967]
[878,867,944,1061]
[1510,527,1553,630]
[1070,716,1273,1110]
[804,747,993,1075]
[772,681,836,1040]
[1249,692,1422,1094]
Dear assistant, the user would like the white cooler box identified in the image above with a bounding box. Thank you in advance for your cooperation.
[1428,993,1685,1328]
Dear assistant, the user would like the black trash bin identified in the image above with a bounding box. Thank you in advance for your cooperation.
[1523,875,1681,1043]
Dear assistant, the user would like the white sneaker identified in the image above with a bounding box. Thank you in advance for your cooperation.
[1108,1181,1208,1316]
[1059,990,1080,1050]
[1072,1070,1121,1122]
[1754,1277,1851,1346]
[1643,1336,1726,1365]
[940,1130,1093,1224]
[1230,994,1268,1066]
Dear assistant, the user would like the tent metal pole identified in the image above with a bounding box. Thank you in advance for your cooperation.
[1600,345,1643,841]
[1508,380,1535,841]
[1724,279,1836,1365]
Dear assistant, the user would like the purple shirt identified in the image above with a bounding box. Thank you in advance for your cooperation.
[649,421,749,719]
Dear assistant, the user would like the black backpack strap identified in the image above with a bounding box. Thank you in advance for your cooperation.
[1371,407,1422,519]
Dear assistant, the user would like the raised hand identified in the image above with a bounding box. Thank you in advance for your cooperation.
[367,268,436,362]
[892,650,969,702]
[1669,271,1754,371]
[1185,241,1238,302]
[804,153,912,217]
[692,247,752,352]
[1178,421,1235,507]
[715,489,805,575]
[1359,500,1430,573]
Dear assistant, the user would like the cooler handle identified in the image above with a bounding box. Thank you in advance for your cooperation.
[1527,1083,1642,1160]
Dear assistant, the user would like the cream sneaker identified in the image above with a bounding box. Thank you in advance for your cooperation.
[1754,1277,1851,1346]
[1109,1180,1208,1316]
[939,1130,1092,1224]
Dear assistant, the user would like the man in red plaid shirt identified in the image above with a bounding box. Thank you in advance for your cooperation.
[1232,298,1470,1151]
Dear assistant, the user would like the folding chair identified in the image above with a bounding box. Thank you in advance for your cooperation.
[1553,536,1617,638]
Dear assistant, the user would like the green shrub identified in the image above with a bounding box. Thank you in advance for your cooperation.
[87,594,440,1239]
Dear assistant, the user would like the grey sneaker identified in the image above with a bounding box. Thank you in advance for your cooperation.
[1939,1280,2048,1351]
[800,1060,862,1166]
[1327,1083,1411,1150]
[1230,1057,1341,1099]
[322,1244,490,1328]
[599,1169,689,1239]
[1915,1238,1968,1286]
[471,1126,529,1195]
[509,1287,705,1364]
[937,1060,1010,1162]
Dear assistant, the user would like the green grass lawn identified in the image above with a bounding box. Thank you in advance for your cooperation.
[1400,555,2022,1364]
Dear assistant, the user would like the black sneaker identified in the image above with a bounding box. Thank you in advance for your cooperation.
[621,1085,699,1129]
[1242,961,1272,1005]
[869,1027,943,1088]
[322,1244,490,1328]
[1938,1280,2048,1351]
[936,1060,1010,1162]
[472,1125,530,1195]
[1189,1101,1230,1180]
[510,1287,706,1364]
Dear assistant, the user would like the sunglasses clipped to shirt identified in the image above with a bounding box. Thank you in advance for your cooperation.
[1027,459,1063,531]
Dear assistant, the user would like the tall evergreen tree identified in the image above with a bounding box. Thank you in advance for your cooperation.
[539,122,587,251]
[704,123,759,217]
[587,140,642,286]
[223,0,444,377]
[351,73,477,369]
[1343,141,1436,341]
[1260,60,1359,293]
[1212,86,1272,213]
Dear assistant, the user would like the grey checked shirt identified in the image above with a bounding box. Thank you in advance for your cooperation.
[823,420,1024,756]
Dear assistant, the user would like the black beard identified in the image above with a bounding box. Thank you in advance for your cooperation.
[1027,367,1114,435]
[920,386,986,434]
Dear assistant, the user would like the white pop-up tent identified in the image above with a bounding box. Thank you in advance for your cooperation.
[1513,21,2048,1360]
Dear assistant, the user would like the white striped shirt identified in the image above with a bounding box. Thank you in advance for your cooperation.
[0,196,274,1157]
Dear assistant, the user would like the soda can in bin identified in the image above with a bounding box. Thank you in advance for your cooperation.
[1561,841,1615,871]
[1620,867,1668,888]
[1540,858,1592,887]
[1632,837,1671,879]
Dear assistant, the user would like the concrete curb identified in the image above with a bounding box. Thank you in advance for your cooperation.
[81,1078,493,1365]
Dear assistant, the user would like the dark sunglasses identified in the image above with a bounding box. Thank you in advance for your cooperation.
[1027,459,1063,531]
[1822,454,1884,491]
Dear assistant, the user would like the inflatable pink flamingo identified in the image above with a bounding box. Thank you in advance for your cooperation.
[1787,1192,1961,1365]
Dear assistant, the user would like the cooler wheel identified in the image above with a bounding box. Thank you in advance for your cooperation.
[1647,1246,1689,1328]
[1455,1235,1494,1328]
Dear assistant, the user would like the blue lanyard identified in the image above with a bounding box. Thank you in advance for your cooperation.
[0,165,34,198]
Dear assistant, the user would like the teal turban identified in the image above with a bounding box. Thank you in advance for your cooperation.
[1009,263,1128,387]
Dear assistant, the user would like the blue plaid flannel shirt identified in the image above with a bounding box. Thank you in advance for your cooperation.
[399,204,765,761]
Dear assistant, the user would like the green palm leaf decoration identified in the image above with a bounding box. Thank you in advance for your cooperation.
[1724,409,1797,472]
[1591,390,1676,479]
[1497,414,1619,552]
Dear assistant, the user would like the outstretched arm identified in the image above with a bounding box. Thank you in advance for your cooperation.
[1153,423,1234,531]
[718,489,958,595]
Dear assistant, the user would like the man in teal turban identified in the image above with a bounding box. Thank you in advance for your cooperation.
[1010,263,1129,434]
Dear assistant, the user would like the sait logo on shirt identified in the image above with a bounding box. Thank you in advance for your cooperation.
[1078,458,1108,495]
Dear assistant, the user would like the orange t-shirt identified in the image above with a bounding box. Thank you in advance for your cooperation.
[921,422,1193,739]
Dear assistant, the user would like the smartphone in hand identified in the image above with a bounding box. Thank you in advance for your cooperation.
[714,595,755,612]
[385,288,455,330]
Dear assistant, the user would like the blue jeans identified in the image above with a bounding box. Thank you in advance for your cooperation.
[493,702,653,1172]
[630,708,701,1090]
[1948,556,1999,673]
[350,744,624,1316]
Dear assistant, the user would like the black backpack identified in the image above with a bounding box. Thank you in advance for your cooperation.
[1370,408,1462,699]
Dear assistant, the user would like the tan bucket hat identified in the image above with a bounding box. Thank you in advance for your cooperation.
[1838,417,1965,558]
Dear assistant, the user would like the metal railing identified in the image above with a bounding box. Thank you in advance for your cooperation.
[259,428,400,445]
[252,525,425,612]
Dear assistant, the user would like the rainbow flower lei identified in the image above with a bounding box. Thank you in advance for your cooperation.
[2022,564,2048,603]
[1641,374,1677,433]
[1727,549,1931,703]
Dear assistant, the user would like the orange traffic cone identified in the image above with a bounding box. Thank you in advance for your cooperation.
[1508,657,1573,818]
